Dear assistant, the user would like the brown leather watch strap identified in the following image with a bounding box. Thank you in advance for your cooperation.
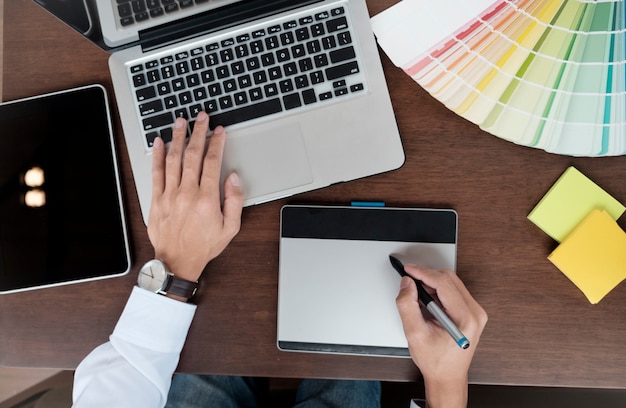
[165,275,198,300]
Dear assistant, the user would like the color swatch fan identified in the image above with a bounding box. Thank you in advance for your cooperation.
[371,0,626,156]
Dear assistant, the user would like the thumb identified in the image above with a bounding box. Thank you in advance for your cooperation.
[396,277,427,338]
[222,172,244,237]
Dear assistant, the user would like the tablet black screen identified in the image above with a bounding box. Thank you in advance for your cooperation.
[0,85,130,293]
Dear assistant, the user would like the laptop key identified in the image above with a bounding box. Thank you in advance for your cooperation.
[143,112,173,130]
[310,70,324,84]
[208,83,222,97]
[252,29,266,38]
[131,0,146,14]
[160,127,173,144]
[172,78,185,91]
[147,69,160,83]
[165,3,178,12]
[283,93,302,110]
[326,16,348,33]
[337,32,352,45]
[325,61,359,80]
[139,99,163,116]
[208,98,282,129]
[146,131,158,147]
[161,65,175,79]
[186,74,200,87]
[200,69,215,83]
[133,73,147,87]
[311,23,325,37]
[118,4,132,17]
[174,108,188,119]
[350,83,364,92]
[250,41,264,54]
[136,86,156,101]
[321,36,337,50]
[331,7,345,16]
[302,89,316,105]
[265,36,279,50]
[204,100,218,113]
[120,16,134,26]
[253,71,267,84]
[149,7,164,17]
[219,96,234,110]
[234,92,248,105]
[246,57,260,71]
[205,53,218,66]
[156,82,171,95]
[249,88,263,101]
[329,46,355,64]
[264,83,279,97]
[179,91,192,104]
[164,95,178,109]
[136,12,149,22]
[189,104,202,117]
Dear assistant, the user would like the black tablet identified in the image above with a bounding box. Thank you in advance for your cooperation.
[0,85,131,294]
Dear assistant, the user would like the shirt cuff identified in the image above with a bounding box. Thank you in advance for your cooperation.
[111,286,197,353]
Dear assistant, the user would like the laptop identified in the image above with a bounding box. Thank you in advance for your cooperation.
[102,0,404,223]
[278,205,458,356]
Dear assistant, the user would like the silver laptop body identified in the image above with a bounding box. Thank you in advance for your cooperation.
[107,0,404,224]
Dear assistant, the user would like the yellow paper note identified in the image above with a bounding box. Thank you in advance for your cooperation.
[548,210,626,304]
[528,167,625,242]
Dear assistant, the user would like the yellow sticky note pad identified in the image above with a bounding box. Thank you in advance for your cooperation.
[548,210,626,304]
[528,167,625,242]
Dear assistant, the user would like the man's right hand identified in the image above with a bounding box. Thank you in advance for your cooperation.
[396,265,487,408]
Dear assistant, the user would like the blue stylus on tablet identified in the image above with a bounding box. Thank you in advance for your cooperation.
[389,255,470,350]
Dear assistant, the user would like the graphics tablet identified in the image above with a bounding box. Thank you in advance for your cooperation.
[0,85,130,294]
[278,205,457,357]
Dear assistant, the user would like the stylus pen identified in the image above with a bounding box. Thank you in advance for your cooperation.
[389,255,470,350]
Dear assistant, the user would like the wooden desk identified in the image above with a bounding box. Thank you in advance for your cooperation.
[3,0,626,388]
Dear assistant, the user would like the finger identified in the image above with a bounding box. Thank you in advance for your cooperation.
[200,125,226,194]
[151,137,166,199]
[404,265,468,320]
[165,117,187,189]
[396,277,428,342]
[181,112,210,187]
[222,172,244,237]
[405,266,488,341]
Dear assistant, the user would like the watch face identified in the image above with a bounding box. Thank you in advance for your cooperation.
[138,260,168,293]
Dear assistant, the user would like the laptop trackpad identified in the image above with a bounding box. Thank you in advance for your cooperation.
[223,123,313,200]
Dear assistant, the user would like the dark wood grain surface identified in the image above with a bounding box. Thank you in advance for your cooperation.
[3,0,626,388]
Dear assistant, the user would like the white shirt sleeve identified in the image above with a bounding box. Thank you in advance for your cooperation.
[72,287,197,408]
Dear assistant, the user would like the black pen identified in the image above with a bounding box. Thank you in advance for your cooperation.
[389,255,470,350]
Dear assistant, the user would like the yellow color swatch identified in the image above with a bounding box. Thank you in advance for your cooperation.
[528,167,625,242]
[548,210,626,304]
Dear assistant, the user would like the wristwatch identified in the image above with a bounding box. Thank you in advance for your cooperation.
[137,259,198,300]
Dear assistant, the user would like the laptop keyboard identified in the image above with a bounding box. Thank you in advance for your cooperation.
[127,4,367,148]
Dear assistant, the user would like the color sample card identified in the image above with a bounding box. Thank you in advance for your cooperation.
[548,210,626,304]
[371,0,626,157]
[528,166,625,242]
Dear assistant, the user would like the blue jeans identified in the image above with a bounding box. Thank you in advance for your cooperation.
[166,375,381,408]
